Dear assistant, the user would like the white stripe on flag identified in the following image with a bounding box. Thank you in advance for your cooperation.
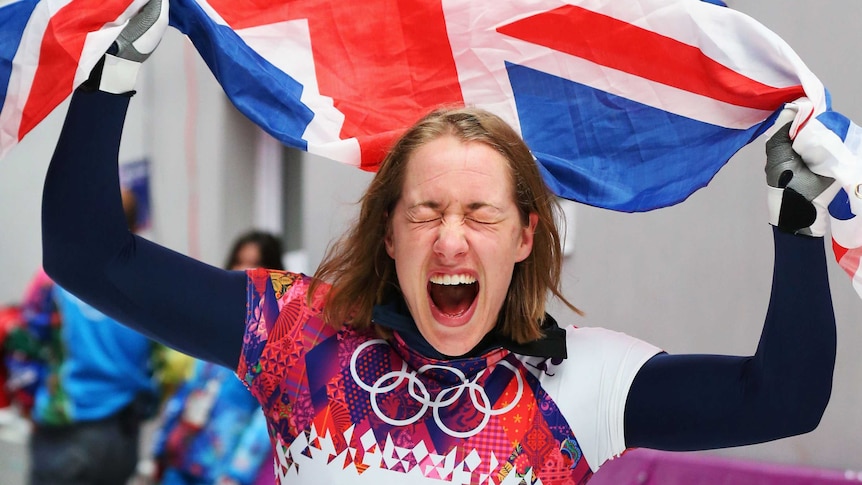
[0,0,73,157]
[74,1,150,86]
[582,0,822,92]
[794,118,862,220]
[445,0,773,132]
[234,21,361,166]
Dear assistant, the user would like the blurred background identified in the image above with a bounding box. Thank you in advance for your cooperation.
[1,0,861,483]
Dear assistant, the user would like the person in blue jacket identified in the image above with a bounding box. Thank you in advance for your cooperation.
[151,231,283,485]
[13,189,163,485]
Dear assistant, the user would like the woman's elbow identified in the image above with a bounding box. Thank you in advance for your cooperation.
[42,240,103,298]
[42,242,73,286]
[794,387,831,435]
[768,384,832,438]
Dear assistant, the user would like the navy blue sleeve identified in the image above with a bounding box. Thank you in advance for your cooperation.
[624,227,836,450]
[42,89,247,369]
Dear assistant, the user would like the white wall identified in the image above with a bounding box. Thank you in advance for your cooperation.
[145,33,259,266]
[0,0,859,472]
[0,102,63,303]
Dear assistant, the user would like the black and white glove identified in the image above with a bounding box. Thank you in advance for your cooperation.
[81,0,168,94]
[765,122,836,237]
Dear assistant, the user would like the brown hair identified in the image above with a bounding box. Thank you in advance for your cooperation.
[311,107,581,344]
[225,230,285,271]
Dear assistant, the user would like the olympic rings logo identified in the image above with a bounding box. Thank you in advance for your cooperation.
[349,339,524,438]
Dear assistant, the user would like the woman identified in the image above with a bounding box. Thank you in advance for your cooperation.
[40,2,836,483]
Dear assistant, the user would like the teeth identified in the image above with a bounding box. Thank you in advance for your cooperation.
[430,274,477,285]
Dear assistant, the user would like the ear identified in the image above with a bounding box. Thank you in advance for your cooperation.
[515,212,538,262]
[384,211,395,258]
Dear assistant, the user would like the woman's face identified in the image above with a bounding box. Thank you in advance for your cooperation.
[233,243,262,271]
[385,135,537,356]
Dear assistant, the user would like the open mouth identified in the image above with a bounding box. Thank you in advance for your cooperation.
[428,274,479,317]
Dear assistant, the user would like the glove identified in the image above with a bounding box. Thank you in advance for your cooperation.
[81,0,169,94]
[765,122,836,237]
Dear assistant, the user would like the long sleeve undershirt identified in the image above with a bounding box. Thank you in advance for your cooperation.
[42,89,836,452]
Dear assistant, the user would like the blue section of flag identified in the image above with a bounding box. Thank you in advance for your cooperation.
[507,62,777,212]
[817,111,851,142]
[817,110,857,222]
[0,0,38,110]
[829,189,854,221]
[169,0,313,152]
[812,110,854,222]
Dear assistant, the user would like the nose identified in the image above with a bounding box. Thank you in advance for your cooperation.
[433,217,468,260]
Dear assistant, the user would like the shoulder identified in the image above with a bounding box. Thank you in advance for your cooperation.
[535,326,661,472]
[558,326,661,379]
[565,326,660,358]
[240,270,333,373]
[246,269,329,307]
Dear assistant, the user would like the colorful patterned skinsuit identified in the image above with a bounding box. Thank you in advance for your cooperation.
[239,270,659,485]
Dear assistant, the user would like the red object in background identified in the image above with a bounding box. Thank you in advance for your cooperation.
[0,305,22,409]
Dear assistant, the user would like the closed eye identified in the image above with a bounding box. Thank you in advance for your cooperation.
[466,205,504,225]
[406,205,441,224]
[411,217,441,224]
[467,216,499,225]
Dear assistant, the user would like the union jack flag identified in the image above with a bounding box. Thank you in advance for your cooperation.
[1,0,862,296]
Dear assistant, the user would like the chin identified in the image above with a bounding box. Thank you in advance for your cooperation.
[427,325,486,356]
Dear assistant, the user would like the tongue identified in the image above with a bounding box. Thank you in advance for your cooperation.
[429,283,477,316]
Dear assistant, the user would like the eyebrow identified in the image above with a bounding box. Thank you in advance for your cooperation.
[409,200,441,210]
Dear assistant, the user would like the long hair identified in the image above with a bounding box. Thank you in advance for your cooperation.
[312,107,580,344]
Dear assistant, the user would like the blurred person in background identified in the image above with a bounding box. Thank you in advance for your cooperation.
[144,231,283,485]
[6,189,165,485]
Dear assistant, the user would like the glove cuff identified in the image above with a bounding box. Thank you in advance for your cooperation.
[767,185,783,227]
[99,54,142,94]
[78,54,139,95]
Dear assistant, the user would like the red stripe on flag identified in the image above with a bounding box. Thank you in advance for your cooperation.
[207,0,464,169]
[20,0,134,138]
[496,5,804,112]
[832,238,849,262]
[833,239,862,279]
